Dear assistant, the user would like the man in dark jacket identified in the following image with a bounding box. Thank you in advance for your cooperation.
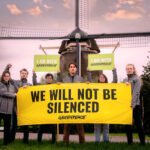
[62,63,85,144]
[32,72,56,143]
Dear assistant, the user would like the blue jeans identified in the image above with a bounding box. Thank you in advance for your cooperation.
[94,124,109,142]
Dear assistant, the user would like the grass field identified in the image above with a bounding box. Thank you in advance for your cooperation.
[0,133,150,150]
[0,140,149,150]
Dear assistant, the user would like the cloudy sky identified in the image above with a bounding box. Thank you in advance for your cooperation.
[1,0,150,33]
[0,0,150,82]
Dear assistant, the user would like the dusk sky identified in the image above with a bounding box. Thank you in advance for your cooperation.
[0,0,150,82]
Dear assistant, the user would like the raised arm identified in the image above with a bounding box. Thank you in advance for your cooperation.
[32,71,38,85]
[112,68,118,83]
[4,64,12,72]
[3,64,19,89]
[87,71,92,82]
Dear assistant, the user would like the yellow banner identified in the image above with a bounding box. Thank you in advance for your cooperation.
[17,83,132,126]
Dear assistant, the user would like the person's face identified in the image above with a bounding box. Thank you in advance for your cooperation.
[45,76,53,84]
[99,74,106,83]
[126,65,135,75]
[20,71,28,79]
[3,73,10,82]
[68,64,77,75]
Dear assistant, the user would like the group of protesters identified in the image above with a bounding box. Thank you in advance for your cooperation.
[0,62,146,145]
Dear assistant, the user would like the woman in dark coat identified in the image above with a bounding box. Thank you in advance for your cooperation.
[0,71,17,145]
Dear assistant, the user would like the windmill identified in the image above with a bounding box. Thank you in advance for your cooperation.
[0,0,150,78]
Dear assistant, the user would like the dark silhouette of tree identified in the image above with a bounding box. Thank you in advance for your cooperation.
[141,52,150,135]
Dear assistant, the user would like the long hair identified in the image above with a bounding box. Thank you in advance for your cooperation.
[1,71,11,82]
[98,73,108,83]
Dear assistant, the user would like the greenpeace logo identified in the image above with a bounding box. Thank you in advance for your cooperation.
[58,115,87,120]
[91,62,111,66]
[36,64,57,67]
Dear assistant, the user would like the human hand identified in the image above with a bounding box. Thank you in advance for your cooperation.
[126,82,130,85]
[22,85,28,88]
[32,69,35,73]
[57,82,61,85]
[7,64,12,68]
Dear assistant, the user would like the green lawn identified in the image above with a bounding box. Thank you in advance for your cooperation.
[87,133,150,140]
[0,140,149,150]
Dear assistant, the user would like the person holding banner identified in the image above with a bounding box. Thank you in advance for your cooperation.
[32,72,56,143]
[5,64,32,144]
[0,71,17,145]
[94,68,118,143]
[123,64,145,145]
[62,63,85,144]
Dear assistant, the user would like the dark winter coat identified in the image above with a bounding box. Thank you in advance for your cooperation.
[0,81,17,114]
[63,74,84,83]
